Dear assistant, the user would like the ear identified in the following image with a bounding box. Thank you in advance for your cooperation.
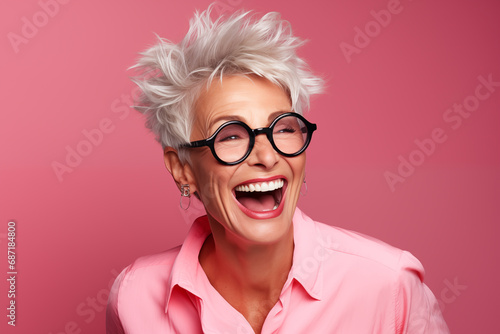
[163,147,198,195]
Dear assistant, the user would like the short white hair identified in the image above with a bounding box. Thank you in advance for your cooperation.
[130,5,324,162]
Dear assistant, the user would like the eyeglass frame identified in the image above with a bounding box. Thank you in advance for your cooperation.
[180,112,318,165]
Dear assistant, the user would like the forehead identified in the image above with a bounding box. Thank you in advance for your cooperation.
[193,75,292,136]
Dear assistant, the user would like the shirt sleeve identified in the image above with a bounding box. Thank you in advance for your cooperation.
[106,267,127,334]
[395,251,450,334]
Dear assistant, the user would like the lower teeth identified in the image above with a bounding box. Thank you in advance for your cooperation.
[260,203,279,212]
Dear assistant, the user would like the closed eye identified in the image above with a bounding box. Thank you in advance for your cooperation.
[275,127,296,134]
[218,135,243,142]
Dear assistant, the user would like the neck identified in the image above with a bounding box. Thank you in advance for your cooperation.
[199,218,294,334]
[199,218,294,298]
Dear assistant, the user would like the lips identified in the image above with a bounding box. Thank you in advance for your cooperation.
[233,177,287,219]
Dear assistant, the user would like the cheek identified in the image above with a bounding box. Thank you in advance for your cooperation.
[193,170,216,204]
[290,156,307,179]
[192,163,233,207]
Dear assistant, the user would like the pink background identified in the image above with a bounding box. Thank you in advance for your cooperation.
[1,0,499,333]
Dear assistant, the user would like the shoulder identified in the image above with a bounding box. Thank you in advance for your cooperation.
[325,222,421,275]
[106,246,183,333]
[113,245,181,293]
[127,245,182,273]
[296,209,424,279]
[108,245,182,312]
[294,210,449,332]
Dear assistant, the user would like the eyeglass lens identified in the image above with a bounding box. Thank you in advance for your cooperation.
[213,114,308,163]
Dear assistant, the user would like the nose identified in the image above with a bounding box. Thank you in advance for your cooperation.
[246,133,279,168]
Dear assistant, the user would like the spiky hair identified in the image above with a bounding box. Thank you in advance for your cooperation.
[130,5,324,162]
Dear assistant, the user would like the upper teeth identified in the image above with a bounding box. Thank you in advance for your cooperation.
[235,179,285,192]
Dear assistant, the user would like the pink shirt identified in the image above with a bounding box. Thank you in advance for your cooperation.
[107,208,449,333]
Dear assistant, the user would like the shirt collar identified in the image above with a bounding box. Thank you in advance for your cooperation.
[289,207,324,300]
[164,215,211,312]
[164,208,324,312]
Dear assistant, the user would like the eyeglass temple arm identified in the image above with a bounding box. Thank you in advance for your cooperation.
[181,139,210,148]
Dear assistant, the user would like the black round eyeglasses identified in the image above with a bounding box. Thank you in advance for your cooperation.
[181,112,317,165]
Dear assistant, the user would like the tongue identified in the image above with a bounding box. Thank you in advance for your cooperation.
[237,193,276,212]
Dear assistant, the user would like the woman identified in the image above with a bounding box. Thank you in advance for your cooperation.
[107,6,449,334]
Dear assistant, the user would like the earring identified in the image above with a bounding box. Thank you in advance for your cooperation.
[300,177,308,197]
[180,184,191,210]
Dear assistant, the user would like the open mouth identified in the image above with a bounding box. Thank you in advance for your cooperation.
[234,179,285,213]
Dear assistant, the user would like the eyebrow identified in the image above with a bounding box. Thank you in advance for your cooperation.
[208,110,291,132]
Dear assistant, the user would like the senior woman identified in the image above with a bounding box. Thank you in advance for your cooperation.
[107,6,449,334]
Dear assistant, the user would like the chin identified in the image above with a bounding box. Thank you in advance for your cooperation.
[233,204,296,246]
